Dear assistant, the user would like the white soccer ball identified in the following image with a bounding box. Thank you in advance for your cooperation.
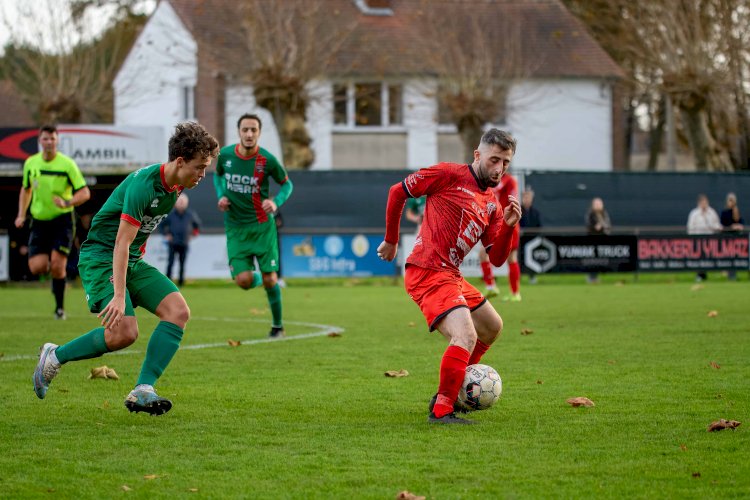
[457,363,502,411]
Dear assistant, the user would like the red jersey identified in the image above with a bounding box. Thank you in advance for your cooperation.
[492,174,518,208]
[403,163,503,274]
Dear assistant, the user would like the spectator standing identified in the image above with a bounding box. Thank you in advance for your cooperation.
[162,193,201,287]
[519,188,542,284]
[15,124,91,319]
[585,197,611,283]
[687,194,722,281]
[720,192,744,281]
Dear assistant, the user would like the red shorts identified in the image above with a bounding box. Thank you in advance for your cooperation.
[404,265,487,331]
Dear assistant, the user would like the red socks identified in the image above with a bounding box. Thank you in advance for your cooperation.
[481,261,495,287]
[434,345,470,418]
[508,261,520,294]
[468,339,491,366]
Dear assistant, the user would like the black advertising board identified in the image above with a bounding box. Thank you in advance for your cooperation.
[521,235,638,274]
[638,234,749,272]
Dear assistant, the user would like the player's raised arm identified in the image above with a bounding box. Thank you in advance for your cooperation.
[378,182,409,261]
[487,195,522,267]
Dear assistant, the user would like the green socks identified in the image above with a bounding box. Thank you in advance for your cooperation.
[55,327,108,364]
[265,283,283,327]
[136,321,184,387]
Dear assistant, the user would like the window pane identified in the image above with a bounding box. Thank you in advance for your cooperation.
[388,84,403,125]
[333,84,348,125]
[355,83,381,126]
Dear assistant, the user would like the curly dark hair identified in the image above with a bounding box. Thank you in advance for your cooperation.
[168,122,219,162]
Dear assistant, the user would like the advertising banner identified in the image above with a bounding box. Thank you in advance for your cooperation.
[141,234,230,279]
[281,234,397,277]
[521,234,638,274]
[638,234,749,272]
[0,234,8,281]
[0,125,164,174]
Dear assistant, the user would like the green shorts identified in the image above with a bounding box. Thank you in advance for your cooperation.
[79,258,179,316]
[226,222,279,278]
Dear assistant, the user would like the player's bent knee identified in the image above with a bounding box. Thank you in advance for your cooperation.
[262,273,277,288]
[236,275,253,290]
[108,323,139,350]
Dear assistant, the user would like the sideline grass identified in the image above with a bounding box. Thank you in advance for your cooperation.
[1,276,749,498]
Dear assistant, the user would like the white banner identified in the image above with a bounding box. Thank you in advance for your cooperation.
[0,234,8,281]
[58,125,164,173]
[142,234,230,279]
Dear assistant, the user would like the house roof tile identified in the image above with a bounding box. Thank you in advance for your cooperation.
[168,0,623,80]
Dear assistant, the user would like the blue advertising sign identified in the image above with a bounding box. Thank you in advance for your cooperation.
[280,234,398,277]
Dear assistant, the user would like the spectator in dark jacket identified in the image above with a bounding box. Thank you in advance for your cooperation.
[520,188,542,283]
[162,194,201,286]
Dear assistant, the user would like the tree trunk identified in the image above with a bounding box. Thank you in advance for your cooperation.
[457,119,483,164]
[254,84,314,169]
[647,94,665,171]
[679,106,731,172]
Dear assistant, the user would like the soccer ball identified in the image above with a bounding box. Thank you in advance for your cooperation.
[457,363,502,411]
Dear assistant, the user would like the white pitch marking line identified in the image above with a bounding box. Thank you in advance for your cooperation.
[0,317,344,362]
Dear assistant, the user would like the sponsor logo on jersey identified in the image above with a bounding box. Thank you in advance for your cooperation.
[150,198,160,208]
[139,214,168,233]
[224,160,232,169]
[456,186,475,196]
[225,173,260,194]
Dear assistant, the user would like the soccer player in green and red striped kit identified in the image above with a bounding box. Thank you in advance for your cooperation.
[32,122,219,415]
[214,113,293,338]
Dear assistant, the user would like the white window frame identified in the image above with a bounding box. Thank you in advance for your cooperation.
[332,81,406,132]
[181,83,195,120]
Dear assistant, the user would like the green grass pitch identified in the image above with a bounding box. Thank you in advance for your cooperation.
[1,274,749,498]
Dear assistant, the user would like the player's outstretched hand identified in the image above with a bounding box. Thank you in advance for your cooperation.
[217,196,231,212]
[377,241,398,262]
[261,198,277,214]
[98,296,126,329]
[503,195,522,227]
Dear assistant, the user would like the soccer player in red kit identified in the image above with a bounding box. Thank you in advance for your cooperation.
[377,129,521,424]
[479,174,522,301]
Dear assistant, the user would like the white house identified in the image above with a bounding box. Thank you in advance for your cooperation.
[114,0,624,171]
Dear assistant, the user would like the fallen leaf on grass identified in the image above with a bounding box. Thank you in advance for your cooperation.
[707,310,719,318]
[520,328,534,335]
[122,485,132,491]
[536,380,543,384]
[143,474,160,480]
[327,332,342,337]
[396,491,425,500]
[88,366,119,380]
[680,444,687,451]
[707,419,741,432]
[407,321,416,327]
[188,488,199,493]
[249,308,267,316]
[709,361,721,370]
[692,472,701,478]
[227,339,241,347]
[607,360,617,365]
[690,284,704,291]
[566,397,595,407]
[384,369,409,378]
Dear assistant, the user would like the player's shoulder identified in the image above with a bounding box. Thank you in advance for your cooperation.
[23,152,43,167]
[258,147,280,163]
[55,152,78,166]
[219,144,237,157]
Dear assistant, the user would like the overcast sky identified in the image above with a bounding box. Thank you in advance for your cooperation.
[0,0,155,54]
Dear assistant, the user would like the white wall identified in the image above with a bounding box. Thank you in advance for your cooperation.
[404,79,438,169]
[507,79,613,171]
[113,0,196,145]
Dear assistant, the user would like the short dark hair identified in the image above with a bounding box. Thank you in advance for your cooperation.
[39,124,58,135]
[237,113,262,130]
[168,122,219,162]
[480,128,516,154]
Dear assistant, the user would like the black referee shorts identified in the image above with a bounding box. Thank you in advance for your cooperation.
[28,213,76,257]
